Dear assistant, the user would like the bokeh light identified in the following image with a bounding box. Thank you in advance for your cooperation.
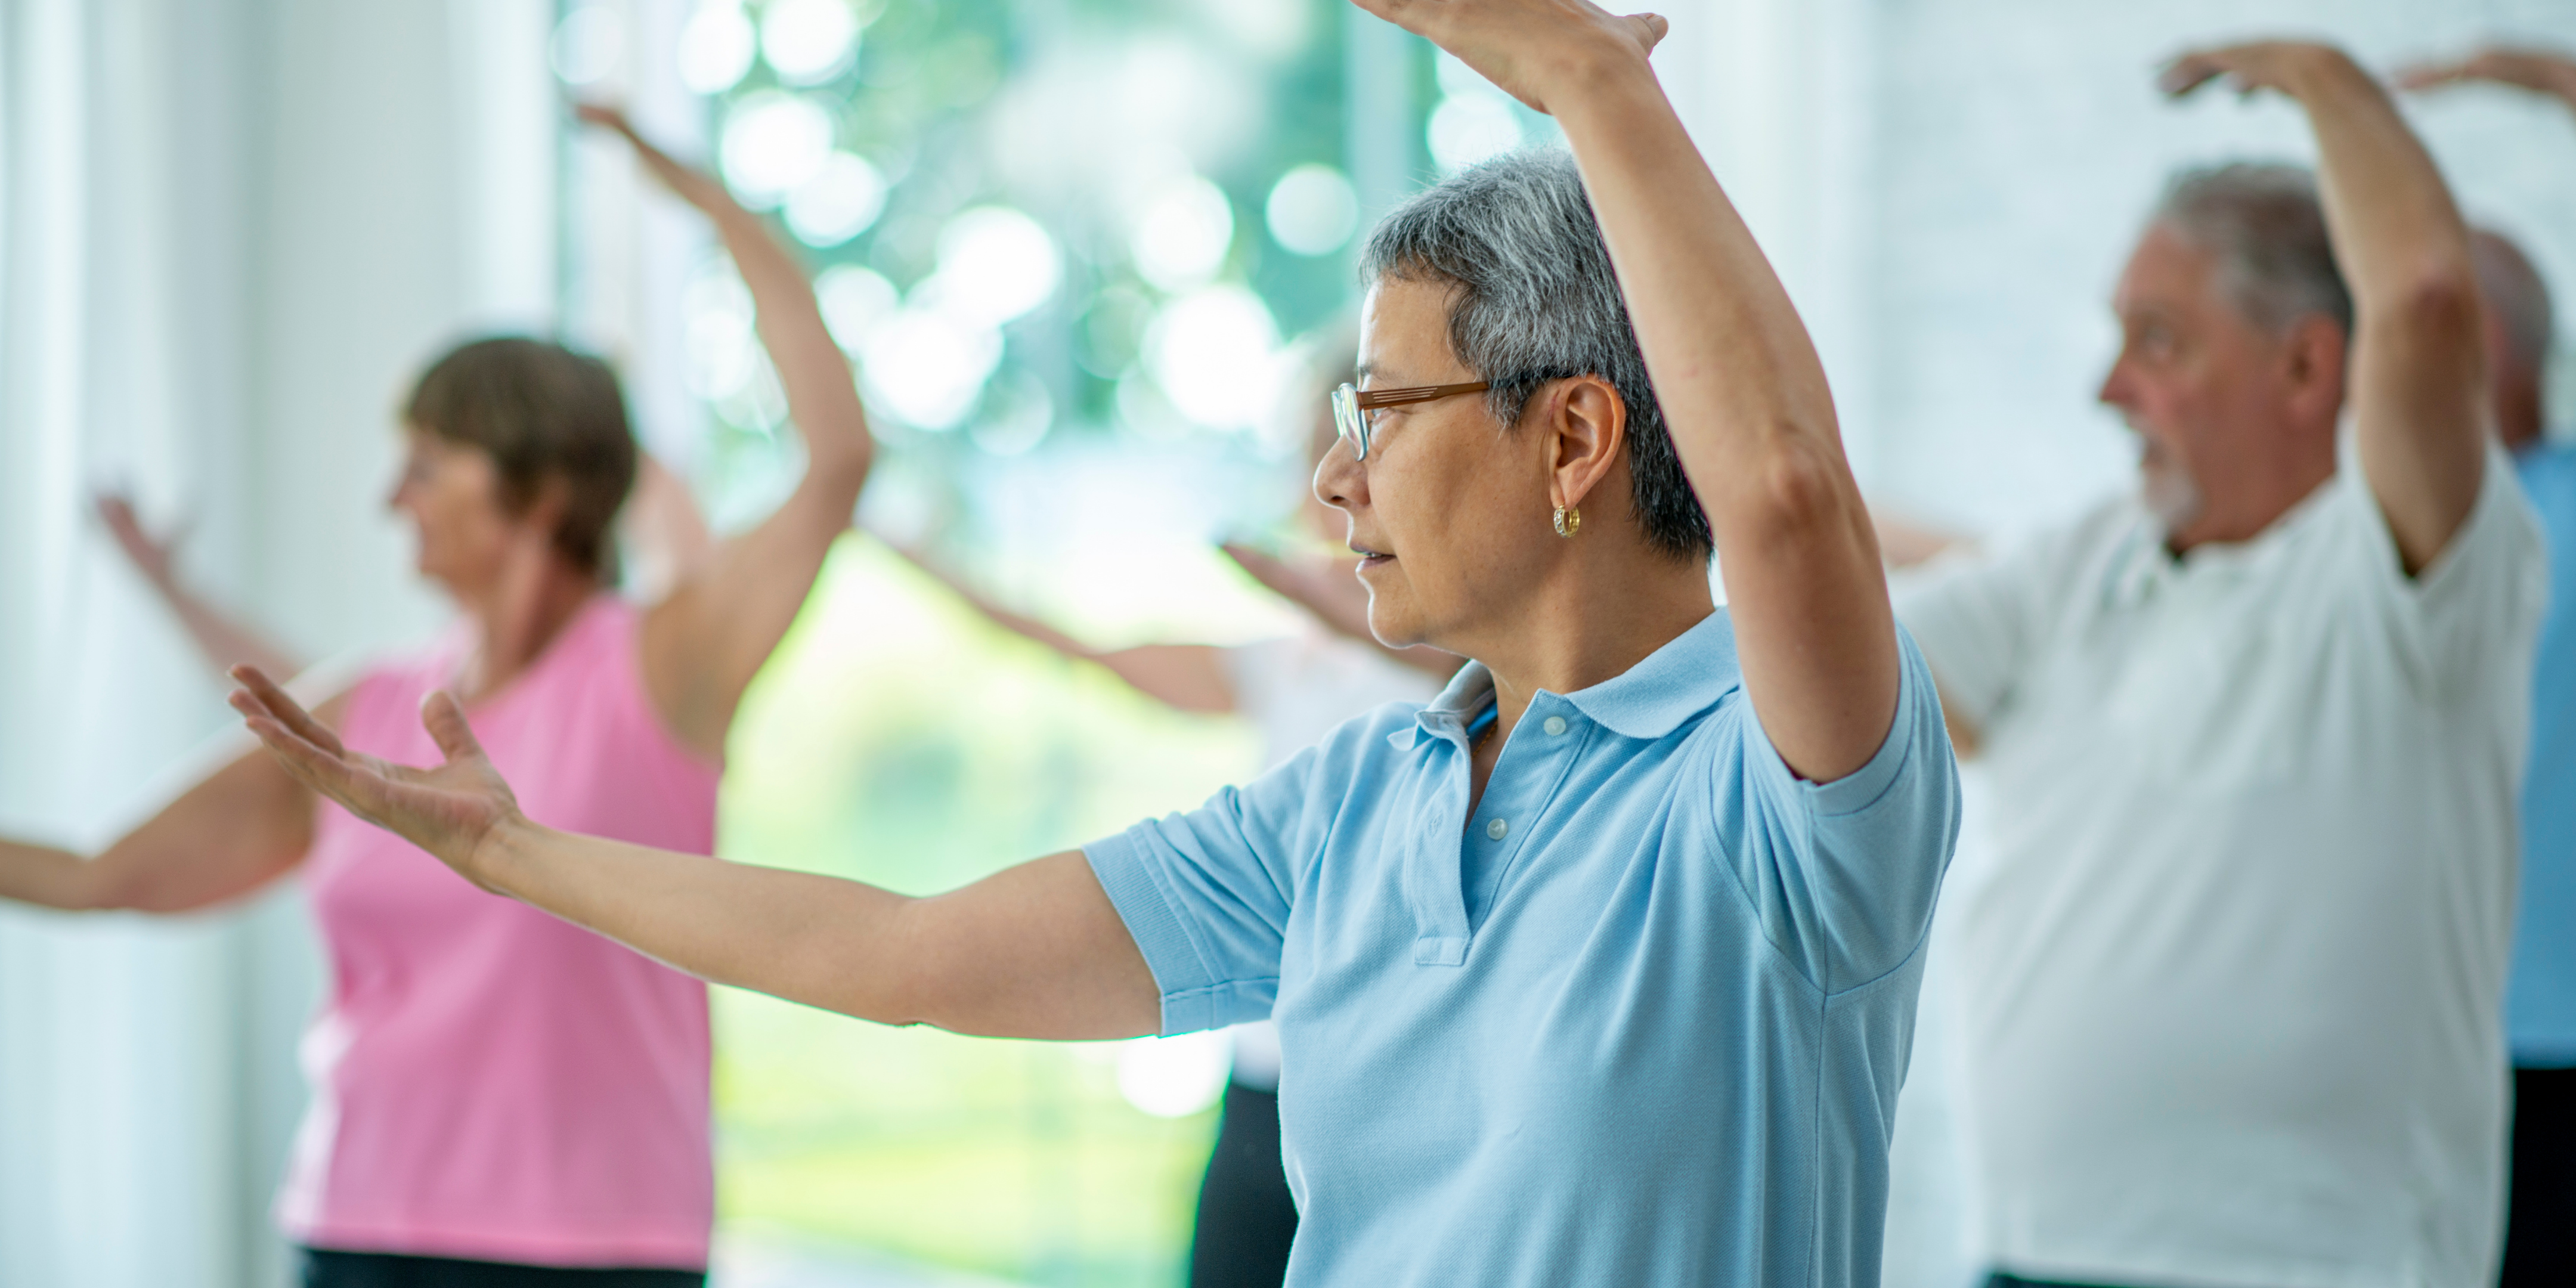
[861,306,1002,430]
[677,2,757,96]
[925,206,1061,327]
[720,91,835,208]
[1132,175,1236,292]
[815,264,899,353]
[1146,284,1283,431]
[786,151,888,246]
[1429,93,1522,174]
[1265,163,1358,257]
[760,0,860,86]
[549,4,623,87]
[1116,1033,1231,1119]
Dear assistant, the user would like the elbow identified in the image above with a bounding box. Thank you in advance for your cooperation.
[2372,261,2484,351]
[1726,429,1865,547]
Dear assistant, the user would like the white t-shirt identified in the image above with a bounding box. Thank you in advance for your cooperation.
[1217,626,1448,1093]
[1896,442,2544,1288]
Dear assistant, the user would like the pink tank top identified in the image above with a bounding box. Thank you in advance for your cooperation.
[280,596,720,1268]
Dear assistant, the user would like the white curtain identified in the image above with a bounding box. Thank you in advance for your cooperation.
[0,0,552,1283]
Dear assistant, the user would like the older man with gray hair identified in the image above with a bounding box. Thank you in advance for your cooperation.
[1892,41,2546,1288]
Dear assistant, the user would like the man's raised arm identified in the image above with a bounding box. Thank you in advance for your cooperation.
[1355,0,1897,782]
[2166,43,2488,573]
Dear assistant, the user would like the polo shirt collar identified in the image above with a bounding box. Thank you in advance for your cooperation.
[1390,609,1740,750]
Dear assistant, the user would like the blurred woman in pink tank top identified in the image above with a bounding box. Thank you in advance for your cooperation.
[0,110,864,1287]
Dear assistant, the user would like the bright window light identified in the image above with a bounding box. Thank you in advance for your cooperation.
[550,5,623,86]
[1132,175,1235,292]
[1265,163,1357,258]
[677,2,757,96]
[787,151,888,246]
[1147,284,1282,431]
[720,91,835,208]
[761,0,860,86]
[1115,1033,1230,1119]
[1429,93,1522,174]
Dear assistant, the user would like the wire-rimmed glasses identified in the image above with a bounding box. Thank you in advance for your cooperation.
[1329,381,1491,460]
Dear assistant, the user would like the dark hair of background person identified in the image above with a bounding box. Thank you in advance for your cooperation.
[2154,162,2355,338]
[402,336,639,584]
[1361,148,1716,565]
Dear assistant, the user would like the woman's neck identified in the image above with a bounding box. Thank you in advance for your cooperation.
[1470,540,1716,738]
[453,544,601,703]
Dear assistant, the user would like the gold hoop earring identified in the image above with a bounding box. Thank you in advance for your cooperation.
[1553,505,1580,538]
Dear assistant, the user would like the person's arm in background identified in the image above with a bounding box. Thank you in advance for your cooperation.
[885,543,1237,714]
[1865,506,1967,570]
[2396,44,2576,112]
[95,494,302,683]
[1359,0,1898,781]
[1219,543,1463,679]
[230,668,1159,1039]
[2164,44,2488,574]
[0,692,341,913]
[581,106,876,761]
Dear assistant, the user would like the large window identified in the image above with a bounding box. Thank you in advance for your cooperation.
[546,0,1547,1281]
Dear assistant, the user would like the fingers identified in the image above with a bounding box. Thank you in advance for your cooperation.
[2156,54,2228,98]
[419,690,490,766]
[229,664,348,758]
[1630,13,1666,52]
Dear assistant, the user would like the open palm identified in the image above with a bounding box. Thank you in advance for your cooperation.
[230,666,522,888]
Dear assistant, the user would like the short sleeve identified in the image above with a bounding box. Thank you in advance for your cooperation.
[2333,442,2547,690]
[1719,630,1963,992]
[1082,740,1325,1036]
[1890,533,2058,735]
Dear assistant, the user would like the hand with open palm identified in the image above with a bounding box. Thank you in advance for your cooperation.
[231,666,527,892]
[1349,0,1665,116]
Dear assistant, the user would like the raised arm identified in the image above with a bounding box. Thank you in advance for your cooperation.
[96,494,302,682]
[1355,0,1894,780]
[886,543,1236,714]
[2164,44,2488,572]
[230,668,1159,1039]
[2395,44,2576,111]
[580,105,876,760]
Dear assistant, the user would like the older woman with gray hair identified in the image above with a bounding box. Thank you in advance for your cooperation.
[228,0,1959,1283]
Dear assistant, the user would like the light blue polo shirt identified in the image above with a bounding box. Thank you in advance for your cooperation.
[1084,609,1960,1287]
[2510,441,2576,1066]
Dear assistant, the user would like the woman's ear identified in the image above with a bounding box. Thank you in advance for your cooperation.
[1546,376,1627,512]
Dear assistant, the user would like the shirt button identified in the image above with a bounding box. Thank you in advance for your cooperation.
[1543,716,1568,736]
[1486,818,1509,841]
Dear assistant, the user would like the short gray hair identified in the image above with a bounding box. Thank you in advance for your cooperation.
[2153,163,2354,337]
[2472,227,2554,379]
[1360,148,1713,564]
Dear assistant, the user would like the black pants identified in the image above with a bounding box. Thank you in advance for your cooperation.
[1984,1276,2139,1288]
[2505,1066,2576,1286]
[1189,1080,1299,1288]
[299,1249,703,1288]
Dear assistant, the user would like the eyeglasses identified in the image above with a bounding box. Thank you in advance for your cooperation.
[1330,381,1490,461]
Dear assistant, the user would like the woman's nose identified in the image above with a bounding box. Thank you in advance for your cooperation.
[1313,436,1363,511]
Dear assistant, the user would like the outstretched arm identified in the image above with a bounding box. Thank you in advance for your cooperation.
[96,494,302,682]
[0,690,341,914]
[2165,44,2487,573]
[583,106,877,760]
[885,543,1236,714]
[1355,0,1896,781]
[231,668,1160,1038]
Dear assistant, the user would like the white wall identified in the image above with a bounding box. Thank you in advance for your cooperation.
[0,1,553,1283]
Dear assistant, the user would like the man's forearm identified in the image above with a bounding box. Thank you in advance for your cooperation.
[2287,49,2476,312]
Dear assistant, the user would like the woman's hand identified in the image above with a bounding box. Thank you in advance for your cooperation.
[1349,0,1664,115]
[230,666,525,891]
[95,493,179,587]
